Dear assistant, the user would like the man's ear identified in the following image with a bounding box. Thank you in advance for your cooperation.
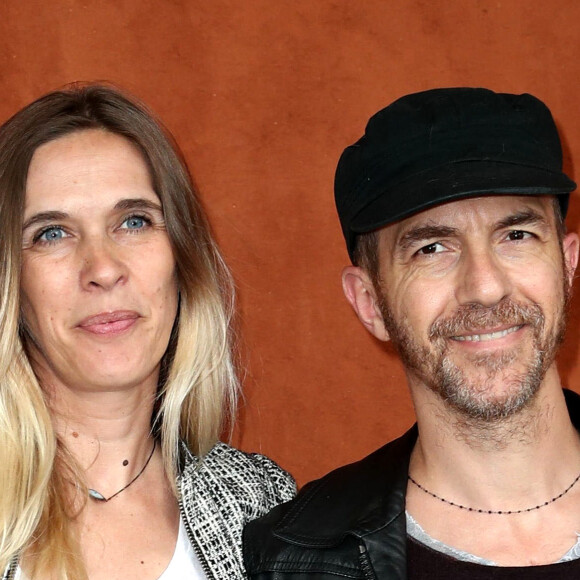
[342,266,389,342]
[563,231,580,289]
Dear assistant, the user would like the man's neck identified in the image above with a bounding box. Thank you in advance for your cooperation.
[405,371,580,565]
[408,368,580,507]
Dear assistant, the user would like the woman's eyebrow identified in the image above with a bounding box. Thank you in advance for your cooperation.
[114,198,163,212]
[22,199,163,231]
[22,211,68,231]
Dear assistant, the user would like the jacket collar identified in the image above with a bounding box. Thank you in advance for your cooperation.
[274,389,580,549]
[565,389,580,431]
[274,424,417,547]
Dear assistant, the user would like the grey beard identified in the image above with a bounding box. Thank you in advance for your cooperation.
[378,293,568,423]
[434,341,544,421]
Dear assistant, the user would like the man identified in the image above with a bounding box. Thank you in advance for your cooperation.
[243,88,580,578]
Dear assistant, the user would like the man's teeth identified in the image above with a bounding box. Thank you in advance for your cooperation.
[453,325,521,342]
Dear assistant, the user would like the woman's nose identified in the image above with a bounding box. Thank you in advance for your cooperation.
[79,238,128,291]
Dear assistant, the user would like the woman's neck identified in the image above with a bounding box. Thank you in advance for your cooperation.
[46,377,160,495]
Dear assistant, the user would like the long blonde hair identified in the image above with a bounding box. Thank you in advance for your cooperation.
[0,84,238,577]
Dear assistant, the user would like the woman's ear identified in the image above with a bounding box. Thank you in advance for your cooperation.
[341,266,389,342]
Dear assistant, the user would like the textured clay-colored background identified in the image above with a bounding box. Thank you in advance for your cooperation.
[2,1,580,487]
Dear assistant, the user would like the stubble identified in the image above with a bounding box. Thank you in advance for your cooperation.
[377,280,569,424]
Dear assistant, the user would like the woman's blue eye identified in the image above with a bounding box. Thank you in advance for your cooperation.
[122,216,147,230]
[37,227,65,243]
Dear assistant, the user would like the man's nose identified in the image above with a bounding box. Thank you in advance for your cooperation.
[455,248,513,308]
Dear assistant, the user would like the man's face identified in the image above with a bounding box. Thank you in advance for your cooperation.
[350,196,578,421]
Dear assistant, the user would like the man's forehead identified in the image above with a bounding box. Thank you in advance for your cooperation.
[381,195,555,245]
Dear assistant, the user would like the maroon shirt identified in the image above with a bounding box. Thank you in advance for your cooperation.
[407,536,580,579]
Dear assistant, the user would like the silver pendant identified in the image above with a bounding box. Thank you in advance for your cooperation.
[88,488,107,501]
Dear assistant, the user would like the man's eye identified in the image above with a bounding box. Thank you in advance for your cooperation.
[417,242,444,255]
[507,230,532,241]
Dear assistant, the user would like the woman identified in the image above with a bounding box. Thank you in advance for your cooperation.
[0,84,295,579]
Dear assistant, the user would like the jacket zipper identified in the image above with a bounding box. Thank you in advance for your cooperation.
[359,544,377,580]
[177,479,214,579]
[3,554,18,580]
[2,493,210,580]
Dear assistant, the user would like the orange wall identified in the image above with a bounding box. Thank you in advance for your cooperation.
[2,1,580,487]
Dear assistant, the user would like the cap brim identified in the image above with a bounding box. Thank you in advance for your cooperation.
[350,160,576,237]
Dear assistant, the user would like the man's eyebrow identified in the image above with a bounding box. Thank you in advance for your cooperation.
[495,209,549,230]
[396,208,550,249]
[398,224,459,250]
[22,198,163,231]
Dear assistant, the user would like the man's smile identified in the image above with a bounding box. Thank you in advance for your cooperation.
[451,325,523,343]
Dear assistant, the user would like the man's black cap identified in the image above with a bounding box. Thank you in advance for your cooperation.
[335,88,576,261]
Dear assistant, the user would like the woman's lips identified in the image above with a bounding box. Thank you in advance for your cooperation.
[78,311,140,335]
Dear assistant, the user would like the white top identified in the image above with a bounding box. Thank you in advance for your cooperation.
[14,518,206,580]
[159,517,206,579]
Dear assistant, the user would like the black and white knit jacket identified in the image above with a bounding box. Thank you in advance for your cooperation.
[177,441,296,578]
[2,442,296,580]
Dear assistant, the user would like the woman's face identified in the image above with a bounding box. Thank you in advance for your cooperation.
[20,130,178,395]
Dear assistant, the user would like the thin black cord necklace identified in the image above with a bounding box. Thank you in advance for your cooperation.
[408,471,580,515]
[88,440,156,502]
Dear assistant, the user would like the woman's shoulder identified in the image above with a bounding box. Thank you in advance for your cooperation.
[180,441,296,509]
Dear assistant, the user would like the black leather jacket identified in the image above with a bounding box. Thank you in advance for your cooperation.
[243,390,580,579]
[244,425,417,579]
